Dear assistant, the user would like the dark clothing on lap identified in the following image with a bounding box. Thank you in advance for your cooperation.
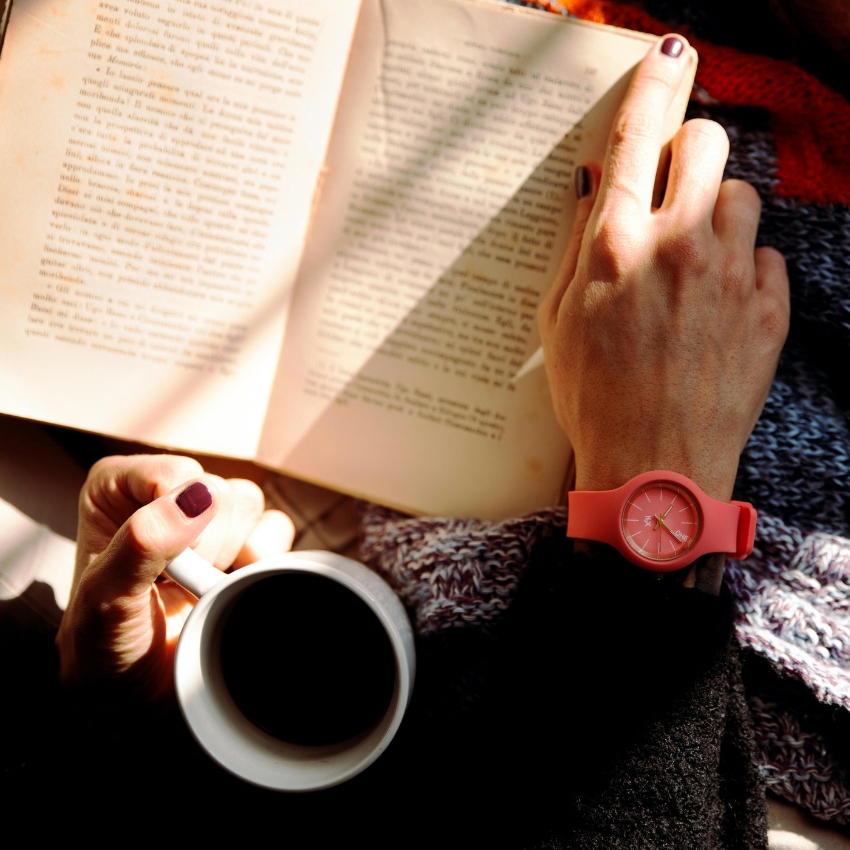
[1,535,766,848]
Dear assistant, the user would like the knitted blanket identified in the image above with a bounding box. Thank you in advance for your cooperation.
[359,0,850,828]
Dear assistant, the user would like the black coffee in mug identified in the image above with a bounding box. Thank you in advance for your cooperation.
[220,573,397,746]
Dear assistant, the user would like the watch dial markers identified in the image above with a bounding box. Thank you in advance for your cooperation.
[622,483,701,562]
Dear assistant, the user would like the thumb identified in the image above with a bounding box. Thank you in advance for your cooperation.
[540,164,599,327]
[84,478,220,601]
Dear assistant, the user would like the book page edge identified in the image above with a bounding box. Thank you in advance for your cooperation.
[465,0,659,44]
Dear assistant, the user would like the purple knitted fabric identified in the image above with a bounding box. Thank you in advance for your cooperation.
[726,514,850,711]
[727,514,850,825]
[359,504,567,634]
[750,693,850,825]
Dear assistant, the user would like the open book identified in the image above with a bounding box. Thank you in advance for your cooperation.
[0,0,693,519]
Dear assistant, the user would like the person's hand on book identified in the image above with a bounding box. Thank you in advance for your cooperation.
[539,33,790,504]
[55,454,295,705]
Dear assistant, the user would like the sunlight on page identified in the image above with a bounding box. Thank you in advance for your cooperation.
[0,0,361,457]
[258,0,677,517]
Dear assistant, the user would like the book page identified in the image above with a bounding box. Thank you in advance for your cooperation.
[0,0,361,457]
[260,0,691,518]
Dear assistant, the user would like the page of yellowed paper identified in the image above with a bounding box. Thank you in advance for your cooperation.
[259,0,694,519]
[0,0,361,458]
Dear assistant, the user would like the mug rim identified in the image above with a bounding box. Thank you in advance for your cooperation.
[174,550,415,792]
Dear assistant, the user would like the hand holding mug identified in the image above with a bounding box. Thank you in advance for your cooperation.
[57,455,414,790]
[56,454,295,704]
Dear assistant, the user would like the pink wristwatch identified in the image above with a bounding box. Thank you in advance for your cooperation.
[567,470,757,572]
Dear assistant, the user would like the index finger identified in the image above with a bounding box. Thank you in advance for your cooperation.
[81,454,204,532]
[75,454,205,591]
[597,34,696,217]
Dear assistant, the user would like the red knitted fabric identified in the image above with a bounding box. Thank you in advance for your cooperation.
[548,0,850,205]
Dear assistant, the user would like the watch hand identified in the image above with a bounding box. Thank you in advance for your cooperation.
[656,515,681,541]
[662,500,675,520]
[654,515,667,561]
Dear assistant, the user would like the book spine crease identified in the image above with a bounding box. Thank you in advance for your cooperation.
[0,2,12,60]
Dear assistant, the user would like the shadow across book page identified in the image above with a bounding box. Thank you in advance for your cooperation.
[259,0,688,518]
[0,0,692,519]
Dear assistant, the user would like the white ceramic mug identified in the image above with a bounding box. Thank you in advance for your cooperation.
[166,548,416,792]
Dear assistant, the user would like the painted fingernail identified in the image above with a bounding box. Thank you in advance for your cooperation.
[575,165,591,199]
[661,36,684,58]
[176,482,212,518]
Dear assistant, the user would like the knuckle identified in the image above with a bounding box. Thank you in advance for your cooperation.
[88,456,113,479]
[70,572,155,656]
[123,509,164,558]
[232,478,265,515]
[76,572,135,625]
[588,220,631,278]
[166,455,205,481]
[612,109,660,146]
[633,69,677,98]
[78,490,99,525]
[760,296,790,344]
[267,509,296,542]
[724,178,762,213]
[659,228,710,272]
[682,117,729,151]
[721,255,755,297]
[600,171,644,211]
[760,244,786,268]
[594,207,638,244]
[84,455,120,490]
[79,457,117,514]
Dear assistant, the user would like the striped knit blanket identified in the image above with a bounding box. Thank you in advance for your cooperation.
[359,0,850,827]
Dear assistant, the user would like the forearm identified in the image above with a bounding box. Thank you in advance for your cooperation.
[484,535,766,847]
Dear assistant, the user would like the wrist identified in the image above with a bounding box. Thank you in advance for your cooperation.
[573,454,739,503]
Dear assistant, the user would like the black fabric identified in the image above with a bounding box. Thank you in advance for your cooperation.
[475,536,767,848]
[1,536,766,847]
[642,0,850,100]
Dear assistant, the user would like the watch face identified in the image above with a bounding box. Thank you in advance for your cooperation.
[621,481,701,562]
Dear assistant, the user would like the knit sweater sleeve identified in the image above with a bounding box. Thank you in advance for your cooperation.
[464,533,769,849]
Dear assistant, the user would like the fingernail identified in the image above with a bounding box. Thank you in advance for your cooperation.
[176,482,212,518]
[575,165,591,200]
[661,36,684,58]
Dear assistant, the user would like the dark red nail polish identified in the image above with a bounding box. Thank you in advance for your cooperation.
[575,165,591,200]
[176,482,212,518]
[661,36,683,58]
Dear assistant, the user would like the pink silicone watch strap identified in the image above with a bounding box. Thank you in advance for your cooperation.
[567,470,757,571]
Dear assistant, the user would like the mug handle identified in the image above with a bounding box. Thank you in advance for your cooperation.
[166,548,227,598]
